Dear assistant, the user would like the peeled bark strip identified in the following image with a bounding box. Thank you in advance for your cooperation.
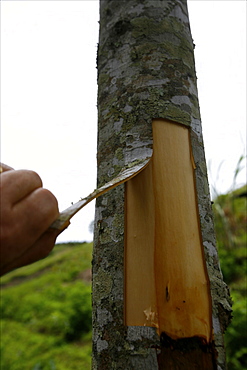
[50,157,151,231]
[93,1,231,369]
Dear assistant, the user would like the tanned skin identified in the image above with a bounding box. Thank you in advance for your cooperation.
[0,163,61,276]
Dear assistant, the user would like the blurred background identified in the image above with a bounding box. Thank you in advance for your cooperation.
[1,1,246,369]
[1,0,246,243]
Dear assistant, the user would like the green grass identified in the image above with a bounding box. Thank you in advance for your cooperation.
[0,242,93,370]
[1,320,92,370]
[0,182,246,369]
[0,242,92,285]
[213,184,247,369]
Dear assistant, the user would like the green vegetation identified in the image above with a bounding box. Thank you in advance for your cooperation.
[0,243,93,370]
[0,181,246,369]
[213,184,247,369]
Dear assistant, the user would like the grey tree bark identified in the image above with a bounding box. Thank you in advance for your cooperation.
[92,1,232,369]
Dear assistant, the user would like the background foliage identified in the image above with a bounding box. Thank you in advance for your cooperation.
[0,243,93,370]
[213,183,247,369]
[0,182,246,369]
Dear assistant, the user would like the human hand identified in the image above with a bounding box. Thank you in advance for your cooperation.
[0,163,60,276]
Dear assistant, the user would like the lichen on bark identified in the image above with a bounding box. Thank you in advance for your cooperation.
[93,1,231,368]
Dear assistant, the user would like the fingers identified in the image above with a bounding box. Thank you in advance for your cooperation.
[13,187,60,241]
[0,163,14,172]
[0,228,60,276]
[1,169,43,204]
[0,165,63,276]
[1,170,59,269]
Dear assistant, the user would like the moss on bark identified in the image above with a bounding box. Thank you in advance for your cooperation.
[93,1,231,368]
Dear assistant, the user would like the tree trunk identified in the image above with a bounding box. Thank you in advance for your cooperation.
[92,1,231,369]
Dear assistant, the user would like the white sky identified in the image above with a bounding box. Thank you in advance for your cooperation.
[1,0,246,243]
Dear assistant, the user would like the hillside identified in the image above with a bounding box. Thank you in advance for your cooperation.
[212,184,247,369]
[0,242,93,370]
[0,184,246,369]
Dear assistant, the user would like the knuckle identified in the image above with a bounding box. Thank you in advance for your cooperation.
[26,170,43,187]
[42,188,58,206]
[36,188,59,217]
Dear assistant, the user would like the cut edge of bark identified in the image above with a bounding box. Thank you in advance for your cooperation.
[125,119,212,344]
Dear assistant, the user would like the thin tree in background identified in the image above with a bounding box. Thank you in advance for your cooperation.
[93,1,232,368]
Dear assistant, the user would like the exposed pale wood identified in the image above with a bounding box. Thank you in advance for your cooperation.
[125,119,212,342]
[125,160,157,327]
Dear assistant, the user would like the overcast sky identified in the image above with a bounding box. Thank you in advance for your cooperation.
[1,0,246,243]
